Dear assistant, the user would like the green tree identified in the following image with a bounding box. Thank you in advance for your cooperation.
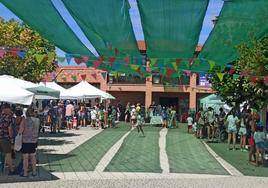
[0,18,56,82]
[209,36,268,110]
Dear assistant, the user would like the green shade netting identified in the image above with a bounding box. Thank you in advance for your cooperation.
[137,0,208,59]
[62,0,140,57]
[198,0,268,71]
[1,0,94,57]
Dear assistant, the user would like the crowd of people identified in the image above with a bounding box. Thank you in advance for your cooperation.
[186,105,267,166]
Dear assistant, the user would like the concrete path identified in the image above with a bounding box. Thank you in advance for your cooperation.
[38,127,103,154]
[159,128,169,173]
[202,141,243,176]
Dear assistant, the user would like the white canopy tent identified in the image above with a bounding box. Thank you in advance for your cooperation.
[62,80,115,100]
[39,81,72,99]
[0,77,34,105]
[0,75,60,99]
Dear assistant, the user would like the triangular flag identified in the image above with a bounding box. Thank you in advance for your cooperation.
[17,51,26,58]
[171,62,178,71]
[183,70,191,76]
[208,60,216,70]
[150,58,157,66]
[47,52,54,63]
[130,64,139,71]
[57,57,65,63]
[71,75,77,81]
[166,68,174,77]
[233,74,240,80]
[35,54,46,64]
[81,55,89,63]
[98,56,104,63]
[81,74,86,80]
[216,73,224,81]
[101,72,107,80]
[124,56,130,65]
[91,73,97,80]
[10,48,19,57]
[264,76,268,86]
[65,54,72,64]
[93,61,102,69]
[229,67,235,74]
[0,48,5,58]
[200,58,207,64]
[112,62,121,70]
[250,76,258,83]
[109,56,116,65]
[74,58,82,65]
[176,58,181,66]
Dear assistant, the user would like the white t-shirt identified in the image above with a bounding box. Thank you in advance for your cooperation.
[187,117,193,125]
[227,115,238,128]
[91,110,97,120]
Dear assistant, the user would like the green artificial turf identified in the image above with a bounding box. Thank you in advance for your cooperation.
[166,124,229,175]
[105,126,162,173]
[45,123,131,172]
[208,142,268,176]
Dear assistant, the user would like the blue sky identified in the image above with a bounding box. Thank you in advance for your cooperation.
[0,0,223,65]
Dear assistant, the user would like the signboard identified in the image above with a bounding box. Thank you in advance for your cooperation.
[199,73,211,86]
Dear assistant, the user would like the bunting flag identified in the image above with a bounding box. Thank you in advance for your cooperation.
[109,56,116,66]
[71,75,77,81]
[101,72,107,80]
[47,52,54,63]
[208,60,215,70]
[166,68,174,77]
[171,62,178,71]
[250,76,258,83]
[35,54,45,64]
[124,56,130,65]
[229,67,236,74]
[93,60,102,69]
[176,58,181,66]
[216,73,224,81]
[183,70,191,76]
[233,74,240,80]
[81,74,86,80]
[91,73,97,80]
[17,51,26,58]
[74,57,82,65]
[130,64,139,71]
[57,56,65,62]
[0,48,5,58]
[65,54,72,64]
[150,58,157,66]
[10,48,19,57]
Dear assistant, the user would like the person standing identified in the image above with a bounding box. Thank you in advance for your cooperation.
[187,114,193,134]
[49,101,58,133]
[18,108,40,177]
[238,115,247,151]
[0,104,15,175]
[206,107,215,140]
[57,101,64,133]
[124,102,131,123]
[226,110,239,150]
[135,104,144,136]
[65,101,74,130]
[78,103,86,127]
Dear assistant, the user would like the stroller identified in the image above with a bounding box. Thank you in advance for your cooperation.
[214,123,228,142]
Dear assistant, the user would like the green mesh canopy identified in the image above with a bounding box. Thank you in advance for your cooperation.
[137,0,208,59]
[61,0,140,57]
[1,0,94,57]
[198,0,268,70]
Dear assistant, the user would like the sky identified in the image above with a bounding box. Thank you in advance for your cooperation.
[0,0,223,65]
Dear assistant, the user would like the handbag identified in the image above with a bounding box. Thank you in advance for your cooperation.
[14,133,22,151]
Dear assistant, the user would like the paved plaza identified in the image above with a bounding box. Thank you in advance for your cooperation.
[0,123,268,187]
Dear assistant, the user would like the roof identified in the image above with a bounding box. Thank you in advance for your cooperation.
[43,66,106,83]
[137,40,202,53]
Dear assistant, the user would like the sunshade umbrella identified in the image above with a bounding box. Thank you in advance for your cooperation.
[39,81,70,99]
[27,86,60,99]
[0,78,34,105]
